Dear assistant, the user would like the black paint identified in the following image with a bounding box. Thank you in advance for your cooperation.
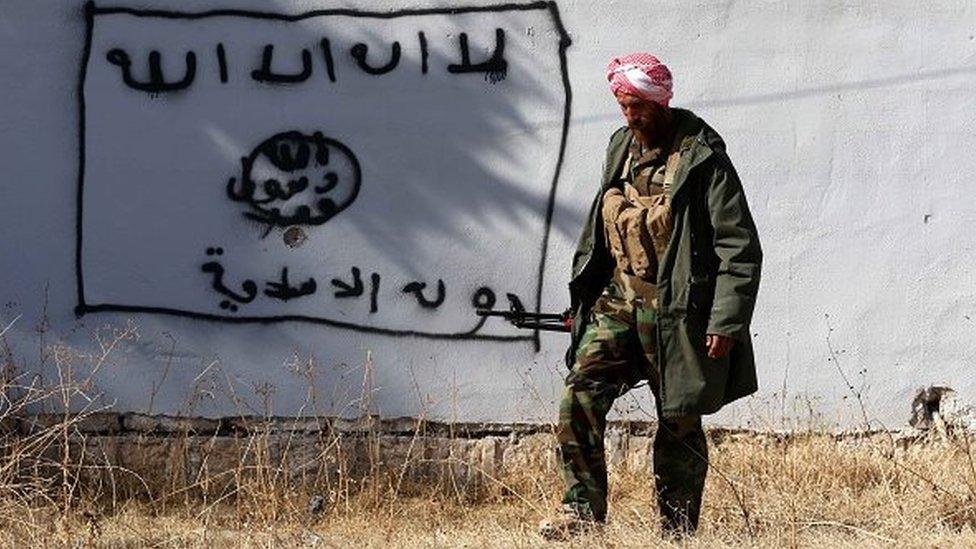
[331,267,364,298]
[251,44,313,84]
[447,28,507,83]
[350,42,401,75]
[418,31,429,74]
[264,267,317,301]
[106,48,197,93]
[532,2,572,352]
[87,2,555,22]
[226,130,361,228]
[76,1,573,347]
[216,42,228,83]
[472,287,497,311]
[402,280,446,309]
[319,38,337,82]
[369,273,380,314]
[75,3,94,314]
[201,247,258,311]
[79,303,532,342]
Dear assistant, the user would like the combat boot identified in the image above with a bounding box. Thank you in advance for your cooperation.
[538,504,602,541]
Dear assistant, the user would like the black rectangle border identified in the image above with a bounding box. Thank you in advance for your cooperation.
[75,0,572,348]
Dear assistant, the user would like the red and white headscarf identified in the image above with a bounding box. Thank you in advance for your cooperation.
[606,53,673,107]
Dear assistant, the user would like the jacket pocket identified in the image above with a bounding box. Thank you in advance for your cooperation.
[687,275,715,315]
[659,311,730,417]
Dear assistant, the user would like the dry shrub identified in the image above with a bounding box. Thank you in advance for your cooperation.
[1,318,976,547]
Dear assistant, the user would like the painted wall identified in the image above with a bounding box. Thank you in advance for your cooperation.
[1,0,974,428]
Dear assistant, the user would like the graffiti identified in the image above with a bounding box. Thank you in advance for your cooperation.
[329,268,381,313]
[105,48,196,93]
[319,39,337,82]
[402,280,446,309]
[76,2,572,346]
[226,131,361,228]
[251,44,314,84]
[201,247,257,312]
[264,267,317,301]
[369,272,381,314]
[447,29,507,83]
[216,43,229,83]
[104,28,511,93]
[471,287,497,311]
[331,267,365,298]
[418,32,429,74]
[350,42,402,75]
[198,247,504,335]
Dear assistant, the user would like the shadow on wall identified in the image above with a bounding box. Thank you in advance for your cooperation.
[60,2,579,416]
[213,4,581,266]
[77,3,578,333]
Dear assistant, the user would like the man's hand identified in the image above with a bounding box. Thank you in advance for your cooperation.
[705,334,735,359]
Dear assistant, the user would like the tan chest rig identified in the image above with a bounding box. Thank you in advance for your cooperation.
[601,140,682,305]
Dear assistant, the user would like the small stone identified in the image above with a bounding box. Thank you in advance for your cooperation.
[283,226,307,248]
[307,495,326,515]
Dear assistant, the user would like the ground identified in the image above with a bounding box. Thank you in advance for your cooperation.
[3,431,976,548]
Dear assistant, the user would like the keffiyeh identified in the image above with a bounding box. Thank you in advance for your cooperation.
[606,53,673,107]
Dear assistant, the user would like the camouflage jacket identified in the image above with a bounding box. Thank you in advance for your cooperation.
[567,108,763,417]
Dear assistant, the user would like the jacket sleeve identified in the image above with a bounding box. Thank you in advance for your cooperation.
[704,153,762,340]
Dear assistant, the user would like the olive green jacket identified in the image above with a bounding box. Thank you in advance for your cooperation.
[567,108,762,418]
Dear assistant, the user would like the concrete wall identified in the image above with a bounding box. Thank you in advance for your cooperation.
[1,0,974,428]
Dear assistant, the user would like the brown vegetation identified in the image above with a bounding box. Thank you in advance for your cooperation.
[1,318,974,547]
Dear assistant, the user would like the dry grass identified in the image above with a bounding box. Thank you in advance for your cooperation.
[3,433,976,547]
[2,318,976,547]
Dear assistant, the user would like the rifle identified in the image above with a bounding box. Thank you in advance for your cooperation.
[476,293,572,333]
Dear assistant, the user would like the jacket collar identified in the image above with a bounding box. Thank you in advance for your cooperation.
[603,109,715,200]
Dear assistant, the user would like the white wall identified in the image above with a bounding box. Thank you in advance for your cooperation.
[1,0,974,428]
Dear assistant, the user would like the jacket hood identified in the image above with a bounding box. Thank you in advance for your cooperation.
[672,108,726,154]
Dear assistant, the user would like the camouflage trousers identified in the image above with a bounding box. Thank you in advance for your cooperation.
[558,292,708,532]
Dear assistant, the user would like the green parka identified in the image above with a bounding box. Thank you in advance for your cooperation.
[567,108,762,418]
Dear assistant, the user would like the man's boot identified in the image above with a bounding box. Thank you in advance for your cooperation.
[538,504,602,541]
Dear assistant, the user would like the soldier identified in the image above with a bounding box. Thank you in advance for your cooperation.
[540,53,762,539]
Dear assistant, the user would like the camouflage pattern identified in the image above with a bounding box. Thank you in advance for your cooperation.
[568,110,762,419]
[601,143,673,291]
[557,286,708,532]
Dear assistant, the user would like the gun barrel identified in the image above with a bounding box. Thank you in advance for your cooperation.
[475,309,511,317]
[476,309,565,320]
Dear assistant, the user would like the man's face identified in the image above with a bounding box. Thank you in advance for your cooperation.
[615,91,668,138]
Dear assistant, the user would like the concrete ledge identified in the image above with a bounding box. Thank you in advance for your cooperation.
[18,412,122,435]
[0,412,944,497]
[9,412,660,438]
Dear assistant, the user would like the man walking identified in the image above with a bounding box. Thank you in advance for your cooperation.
[541,53,762,539]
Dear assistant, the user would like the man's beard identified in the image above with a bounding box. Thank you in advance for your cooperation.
[630,119,664,141]
[629,112,671,145]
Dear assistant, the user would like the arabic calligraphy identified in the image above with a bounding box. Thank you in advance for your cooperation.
[447,28,507,83]
[105,28,509,93]
[200,247,257,312]
[402,279,446,309]
[350,41,401,75]
[251,44,313,84]
[105,48,197,93]
[200,247,508,334]
[77,2,571,348]
[226,130,361,229]
[264,267,317,301]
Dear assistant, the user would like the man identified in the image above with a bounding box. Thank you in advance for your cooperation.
[540,53,762,539]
